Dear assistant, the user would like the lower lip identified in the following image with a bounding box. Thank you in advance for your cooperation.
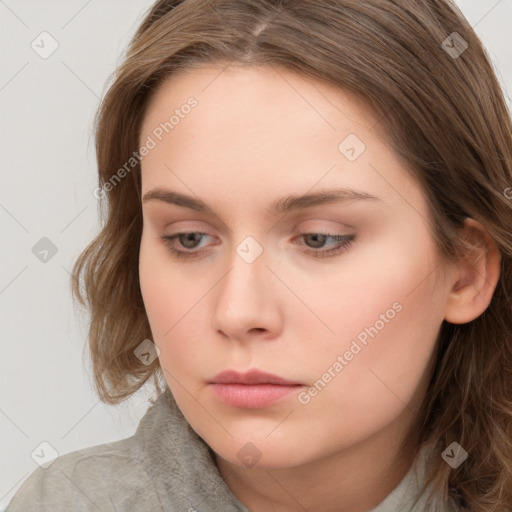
[209,383,303,409]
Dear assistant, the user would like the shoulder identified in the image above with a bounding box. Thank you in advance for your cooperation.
[6,436,162,512]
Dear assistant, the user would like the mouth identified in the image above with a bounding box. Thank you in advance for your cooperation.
[209,368,304,386]
[208,369,305,409]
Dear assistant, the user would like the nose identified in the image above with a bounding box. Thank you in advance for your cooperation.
[211,243,283,343]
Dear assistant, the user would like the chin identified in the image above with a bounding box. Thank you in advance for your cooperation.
[206,431,321,470]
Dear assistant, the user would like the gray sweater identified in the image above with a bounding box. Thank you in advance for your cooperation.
[6,387,460,511]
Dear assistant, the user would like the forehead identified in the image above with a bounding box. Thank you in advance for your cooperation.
[138,64,424,219]
[140,63,379,141]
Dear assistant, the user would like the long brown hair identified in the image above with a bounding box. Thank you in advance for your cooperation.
[71,0,512,510]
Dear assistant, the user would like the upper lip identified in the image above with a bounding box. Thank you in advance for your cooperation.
[209,369,303,386]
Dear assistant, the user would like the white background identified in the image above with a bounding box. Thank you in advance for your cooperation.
[1,0,511,508]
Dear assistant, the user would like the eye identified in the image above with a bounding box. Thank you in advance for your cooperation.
[159,231,356,260]
[293,232,355,258]
[160,231,213,259]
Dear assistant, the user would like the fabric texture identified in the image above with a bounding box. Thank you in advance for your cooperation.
[7,386,461,511]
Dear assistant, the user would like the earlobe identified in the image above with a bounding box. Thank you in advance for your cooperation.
[444,218,501,325]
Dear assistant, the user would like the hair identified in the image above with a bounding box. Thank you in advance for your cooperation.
[70,0,512,510]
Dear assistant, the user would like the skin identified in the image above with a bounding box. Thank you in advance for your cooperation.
[137,63,500,512]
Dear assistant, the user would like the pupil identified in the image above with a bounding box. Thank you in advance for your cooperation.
[181,233,200,249]
[307,234,326,248]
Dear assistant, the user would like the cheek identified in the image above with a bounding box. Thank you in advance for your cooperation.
[299,242,444,425]
[139,236,178,339]
[293,233,442,353]
[139,229,191,328]
[138,236,210,380]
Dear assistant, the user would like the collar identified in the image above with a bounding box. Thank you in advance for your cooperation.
[133,386,251,511]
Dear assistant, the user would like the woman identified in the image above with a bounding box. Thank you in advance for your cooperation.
[7,0,512,510]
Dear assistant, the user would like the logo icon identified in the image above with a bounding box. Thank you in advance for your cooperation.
[442,441,468,468]
[32,237,58,263]
[236,442,262,467]
[31,441,59,469]
[236,236,263,264]
[338,134,366,162]
[442,32,468,59]
[31,31,59,59]
[134,339,161,366]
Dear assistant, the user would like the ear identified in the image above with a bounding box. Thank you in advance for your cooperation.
[444,218,501,324]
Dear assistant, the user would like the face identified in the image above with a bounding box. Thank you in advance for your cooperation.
[138,64,453,469]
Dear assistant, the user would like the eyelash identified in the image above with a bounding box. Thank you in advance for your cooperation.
[159,231,355,260]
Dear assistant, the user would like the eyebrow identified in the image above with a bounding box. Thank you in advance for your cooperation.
[141,187,382,215]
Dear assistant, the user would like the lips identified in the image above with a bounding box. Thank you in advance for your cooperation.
[208,369,305,409]
[209,368,303,386]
